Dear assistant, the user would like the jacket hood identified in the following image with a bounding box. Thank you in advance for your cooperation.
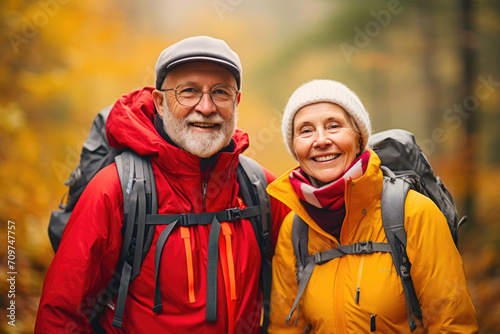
[106,86,250,171]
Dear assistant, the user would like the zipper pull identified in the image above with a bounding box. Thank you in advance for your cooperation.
[370,314,376,332]
[201,180,208,211]
[202,181,208,200]
[355,286,360,303]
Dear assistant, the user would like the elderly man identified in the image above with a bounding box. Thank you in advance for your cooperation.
[35,36,289,333]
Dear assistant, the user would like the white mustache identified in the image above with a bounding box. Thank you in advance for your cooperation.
[184,113,225,125]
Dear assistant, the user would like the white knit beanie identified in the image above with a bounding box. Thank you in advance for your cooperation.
[282,79,371,160]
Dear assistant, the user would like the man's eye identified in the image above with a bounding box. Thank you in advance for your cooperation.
[180,87,198,94]
[213,89,229,96]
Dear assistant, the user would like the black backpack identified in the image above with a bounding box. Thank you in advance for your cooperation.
[288,129,466,332]
[48,106,273,332]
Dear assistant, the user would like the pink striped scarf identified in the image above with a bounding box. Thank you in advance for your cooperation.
[289,151,371,210]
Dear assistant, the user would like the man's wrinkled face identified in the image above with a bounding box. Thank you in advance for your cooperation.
[153,61,240,158]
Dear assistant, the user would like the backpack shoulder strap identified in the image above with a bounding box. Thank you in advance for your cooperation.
[115,150,157,272]
[91,150,157,330]
[292,213,309,284]
[285,214,311,327]
[112,150,157,328]
[236,154,272,331]
[380,166,423,332]
[237,155,271,251]
[288,213,392,327]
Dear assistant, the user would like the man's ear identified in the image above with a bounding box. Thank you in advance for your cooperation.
[236,92,241,106]
[152,90,165,117]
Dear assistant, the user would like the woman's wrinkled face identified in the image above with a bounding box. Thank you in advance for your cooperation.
[293,102,361,183]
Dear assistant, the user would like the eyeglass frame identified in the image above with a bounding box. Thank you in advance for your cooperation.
[158,83,240,108]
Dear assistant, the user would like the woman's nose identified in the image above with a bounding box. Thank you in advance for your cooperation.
[313,129,332,148]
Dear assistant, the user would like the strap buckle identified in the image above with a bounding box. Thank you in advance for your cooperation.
[226,207,242,221]
[400,264,411,279]
[314,252,328,265]
[355,241,374,254]
[179,213,190,226]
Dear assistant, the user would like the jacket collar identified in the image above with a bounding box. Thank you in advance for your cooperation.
[267,150,383,242]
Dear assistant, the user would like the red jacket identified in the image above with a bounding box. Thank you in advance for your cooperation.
[35,87,289,333]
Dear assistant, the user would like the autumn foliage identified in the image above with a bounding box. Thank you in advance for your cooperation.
[1,0,499,332]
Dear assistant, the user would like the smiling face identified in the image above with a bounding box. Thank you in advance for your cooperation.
[293,102,361,183]
[152,61,240,158]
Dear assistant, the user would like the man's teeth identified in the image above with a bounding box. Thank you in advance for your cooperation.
[314,154,339,162]
[192,122,216,128]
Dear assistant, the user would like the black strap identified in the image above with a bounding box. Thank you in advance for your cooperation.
[153,219,179,313]
[111,262,132,328]
[103,153,271,329]
[237,155,272,332]
[292,214,309,284]
[115,151,135,216]
[380,167,423,332]
[90,152,136,330]
[132,156,147,278]
[116,152,137,268]
[238,155,272,256]
[152,206,262,317]
[111,153,141,328]
[95,151,155,329]
[311,242,392,265]
[286,230,392,326]
[146,206,261,226]
[131,155,157,280]
[206,215,221,322]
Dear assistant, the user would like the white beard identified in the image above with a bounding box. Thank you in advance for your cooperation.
[162,103,237,158]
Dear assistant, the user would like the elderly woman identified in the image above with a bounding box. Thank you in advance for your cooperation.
[267,80,478,333]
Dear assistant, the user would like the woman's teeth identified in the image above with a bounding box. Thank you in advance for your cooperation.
[314,154,339,162]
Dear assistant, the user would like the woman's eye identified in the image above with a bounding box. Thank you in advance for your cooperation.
[300,128,313,135]
[327,124,341,131]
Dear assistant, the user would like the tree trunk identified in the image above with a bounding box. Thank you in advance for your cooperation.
[460,0,477,225]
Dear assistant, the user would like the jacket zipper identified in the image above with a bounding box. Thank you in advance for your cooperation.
[202,180,208,212]
[199,155,222,212]
[355,227,374,304]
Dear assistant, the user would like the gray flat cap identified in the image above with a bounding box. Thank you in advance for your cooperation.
[155,36,242,90]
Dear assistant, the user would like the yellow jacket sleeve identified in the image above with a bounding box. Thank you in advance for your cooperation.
[405,190,478,333]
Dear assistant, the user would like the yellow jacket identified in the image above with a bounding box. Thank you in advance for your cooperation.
[267,150,478,333]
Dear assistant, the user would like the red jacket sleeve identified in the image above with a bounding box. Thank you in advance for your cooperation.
[35,164,124,333]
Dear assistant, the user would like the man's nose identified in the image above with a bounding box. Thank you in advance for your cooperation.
[194,92,217,115]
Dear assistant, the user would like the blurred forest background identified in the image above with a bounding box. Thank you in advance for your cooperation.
[1,0,499,332]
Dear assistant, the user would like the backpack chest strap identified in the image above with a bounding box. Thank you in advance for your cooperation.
[150,205,261,322]
[146,206,261,226]
[309,241,392,265]
[287,241,392,327]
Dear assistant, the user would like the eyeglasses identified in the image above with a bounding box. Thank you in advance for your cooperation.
[159,83,239,108]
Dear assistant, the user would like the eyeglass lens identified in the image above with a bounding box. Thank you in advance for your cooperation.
[175,83,237,107]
